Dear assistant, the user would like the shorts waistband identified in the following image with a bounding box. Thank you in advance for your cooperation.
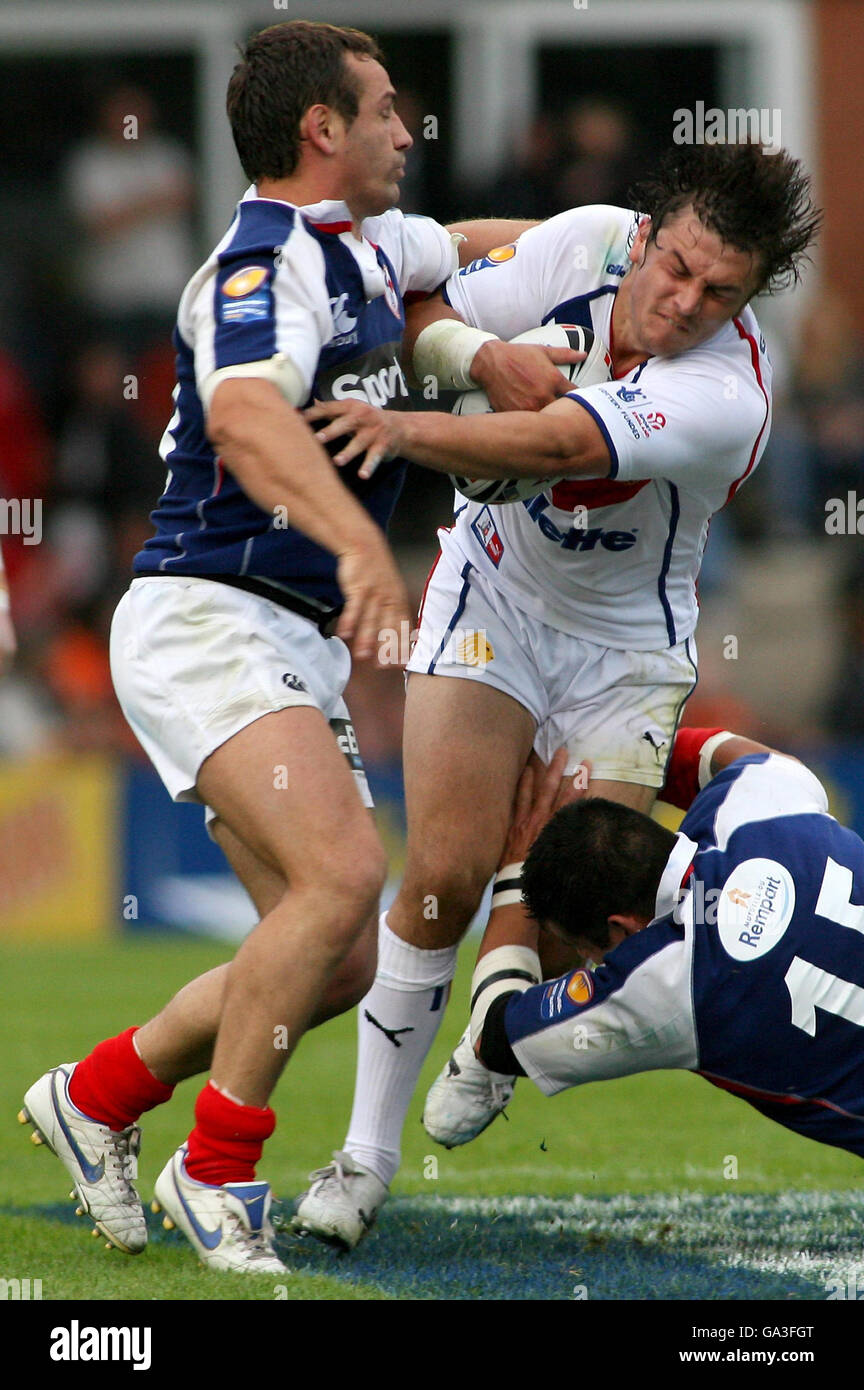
[139,573,344,637]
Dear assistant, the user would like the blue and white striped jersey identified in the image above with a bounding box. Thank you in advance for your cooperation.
[507,754,864,1158]
[134,189,455,606]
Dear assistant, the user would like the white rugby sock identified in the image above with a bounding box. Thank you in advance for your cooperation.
[344,913,458,1186]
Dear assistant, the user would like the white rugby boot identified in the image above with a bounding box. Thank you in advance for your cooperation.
[422,1026,516,1148]
[19,1063,146,1254]
[152,1146,286,1274]
[293,1150,388,1251]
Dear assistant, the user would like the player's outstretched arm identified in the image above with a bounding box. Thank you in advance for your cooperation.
[305,392,611,483]
[446,219,540,259]
[469,750,589,1047]
[207,377,410,660]
[658,727,791,812]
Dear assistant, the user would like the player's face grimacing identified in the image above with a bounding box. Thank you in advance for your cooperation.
[337,55,413,221]
[617,206,760,359]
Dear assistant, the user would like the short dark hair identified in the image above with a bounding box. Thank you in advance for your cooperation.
[628,142,822,296]
[226,21,383,182]
[521,798,677,952]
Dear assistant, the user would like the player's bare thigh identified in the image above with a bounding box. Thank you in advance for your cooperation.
[388,672,535,949]
[212,812,378,1017]
[196,705,386,920]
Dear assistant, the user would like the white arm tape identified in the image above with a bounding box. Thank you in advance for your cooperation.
[200,352,306,414]
[491,861,525,911]
[412,318,499,391]
[469,945,542,1048]
[698,730,736,789]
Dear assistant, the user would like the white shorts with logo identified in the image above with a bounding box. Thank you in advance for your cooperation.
[110,576,372,822]
[407,549,698,787]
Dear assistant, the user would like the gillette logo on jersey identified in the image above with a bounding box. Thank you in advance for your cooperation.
[135,190,455,609]
[522,494,638,553]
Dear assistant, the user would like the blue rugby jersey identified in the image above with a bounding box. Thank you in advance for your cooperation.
[134,190,455,607]
[506,754,864,1158]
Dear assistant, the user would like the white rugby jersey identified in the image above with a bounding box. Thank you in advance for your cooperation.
[505,754,864,1159]
[441,205,772,650]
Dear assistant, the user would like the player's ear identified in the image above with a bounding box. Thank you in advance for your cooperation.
[629,216,651,267]
[301,103,342,157]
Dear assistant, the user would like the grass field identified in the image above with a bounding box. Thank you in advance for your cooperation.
[3,937,864,1302]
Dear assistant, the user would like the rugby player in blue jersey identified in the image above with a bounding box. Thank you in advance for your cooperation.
[448,727,864,1169]
[18,21,560,1275]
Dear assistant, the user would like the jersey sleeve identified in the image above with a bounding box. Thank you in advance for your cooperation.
[504,926,698,1096]
[367,210,458,296]
[443,206,626,340]
[682,753,831,855]
[567,330,771,498]
[190,221,333,406]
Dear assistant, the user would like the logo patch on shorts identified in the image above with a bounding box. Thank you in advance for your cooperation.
[453,632,494,667]
[282,672,308,692]
[566,969,594,1005]
[471,506,504,567]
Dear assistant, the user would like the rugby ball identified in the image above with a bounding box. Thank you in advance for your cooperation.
[449,324,612,505]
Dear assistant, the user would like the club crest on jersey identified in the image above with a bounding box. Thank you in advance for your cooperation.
[566,970,594,1005]
[329,292,358,343]
[222,265,270,298]
[380,261,401,320]
[470,506,504,567]
[717,858,795,961]
[616,385,646,404]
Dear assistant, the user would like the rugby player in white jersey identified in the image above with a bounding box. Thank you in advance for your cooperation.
[17,21,556,1276]
[295,142,821,1249]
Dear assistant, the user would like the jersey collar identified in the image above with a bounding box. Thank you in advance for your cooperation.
[654,831,700,923]
[242,187,389,304]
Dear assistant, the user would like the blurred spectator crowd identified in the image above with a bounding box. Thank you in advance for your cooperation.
[1,85,863,772]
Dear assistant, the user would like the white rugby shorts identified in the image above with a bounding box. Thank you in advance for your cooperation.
[407,549,698,788]
[110,576,372,820]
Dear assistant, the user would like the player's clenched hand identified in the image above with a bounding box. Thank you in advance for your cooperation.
[305,399,404,480]
[336,539,411,664]
[499,748,591,865]
[470,341,585,413]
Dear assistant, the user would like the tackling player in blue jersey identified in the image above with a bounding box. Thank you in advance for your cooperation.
[18,21,559,1276]
[447,727,864,1165]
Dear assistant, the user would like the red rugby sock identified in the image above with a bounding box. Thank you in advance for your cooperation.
[68,1026,174,1131]
[184,1081,276,1187]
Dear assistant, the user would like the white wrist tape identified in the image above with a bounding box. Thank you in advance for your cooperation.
[491,862,525,911]
[200,352,306,413]
[698,730,736,789]
[469,945,542,1047]
[412,318,499,391]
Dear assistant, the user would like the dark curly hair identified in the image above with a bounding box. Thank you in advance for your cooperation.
[521,799,677,952]
[628,142,822,296]
[227,21,383,182]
